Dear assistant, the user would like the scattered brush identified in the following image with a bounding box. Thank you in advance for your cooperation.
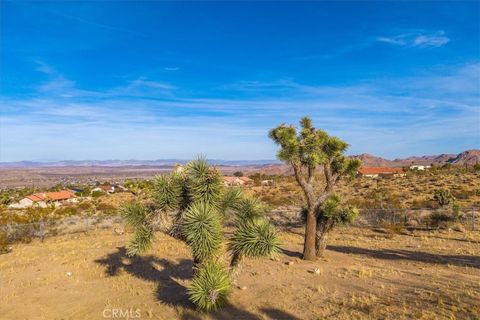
[0,230,11,254]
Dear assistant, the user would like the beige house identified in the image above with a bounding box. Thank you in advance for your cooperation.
[223,176,253,186]
[9,191,76,209]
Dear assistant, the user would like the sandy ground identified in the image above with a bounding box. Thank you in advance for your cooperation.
[1,227,479,320]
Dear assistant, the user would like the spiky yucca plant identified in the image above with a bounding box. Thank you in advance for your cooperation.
[229,217,280,270]
[188,262,232,311]
[187,157,223,207]
[120,202,155,256]
[233,196,266,220]
[122,156,281,312]
[218,187,244,216]
[152,173,183,211]
[182,202,223,263]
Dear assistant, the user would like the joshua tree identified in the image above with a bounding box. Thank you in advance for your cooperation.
[310,195,359,256]
[121,156,280,311]
[269,117,360,260]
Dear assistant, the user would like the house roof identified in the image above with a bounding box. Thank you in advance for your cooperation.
[98,185,114,191]
[26,191,75,202]
[358,167,405,175]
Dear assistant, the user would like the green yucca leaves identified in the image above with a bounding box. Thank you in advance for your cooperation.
[234,196,266,220]
[187,157,223,207]
[122,157,279,313]
[120,202,155,256]
[336,205,359,224]
[127,224,155,256]
[229,217,280,267]
[152,173,183,211]
[188,262,232,311]
[182,202,223,263]
[322,194,341,218]
[120,201,149,228]
[218,187,244,215]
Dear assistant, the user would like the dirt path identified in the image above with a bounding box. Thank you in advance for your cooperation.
[1,227,479,320]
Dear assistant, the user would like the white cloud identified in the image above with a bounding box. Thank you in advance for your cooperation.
[1,63,478,161]
[377,31,450,48]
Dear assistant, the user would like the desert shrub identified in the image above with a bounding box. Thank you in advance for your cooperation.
[0,231,10,254]
[434,189,455,207]
[425,211,457,229]
[54,206,78,218]
[380,222,406,236]
[78,201,93,211]
[411,198,439,209]
[91,191,104,199]
[451,187,474,200]
[95,203,116,215]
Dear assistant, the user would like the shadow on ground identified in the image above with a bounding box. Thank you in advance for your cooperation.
[95,246,194,308]
[96,247,300,319]
[328,245,480,268]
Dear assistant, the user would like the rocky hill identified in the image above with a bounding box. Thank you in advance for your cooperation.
[352,150,479,167]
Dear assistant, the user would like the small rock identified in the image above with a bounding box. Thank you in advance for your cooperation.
[66,272,73,277]
[237,286,247,290]
[114,228,125,235]
[308,268,321,274]
[286,261,294,266]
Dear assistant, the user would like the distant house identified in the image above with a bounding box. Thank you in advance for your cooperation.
[261,179,274,186]
[409,165,431,171]
[92,185,115,193]
[223,176,253,186]
[358,167,406,178]
[9,190,76,209]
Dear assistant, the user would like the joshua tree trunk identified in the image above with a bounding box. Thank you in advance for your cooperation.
[315,219,333,257]
[315,228,328,257]
[303,209,317,261]
[229,253,243,286]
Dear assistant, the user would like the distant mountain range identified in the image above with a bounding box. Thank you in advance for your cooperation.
[350,149,480,167]
[0,150,478,168]
[0,159,280,168]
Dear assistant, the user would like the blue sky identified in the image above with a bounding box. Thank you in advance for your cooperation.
[0,1,479,161]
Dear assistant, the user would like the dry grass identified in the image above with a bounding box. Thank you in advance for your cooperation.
[1,226,478,319]
[248,170,480,210]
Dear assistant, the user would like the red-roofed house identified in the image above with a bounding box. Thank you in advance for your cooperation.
[10,191,76,208]
[223,176,253,186]
[358,167,406,178]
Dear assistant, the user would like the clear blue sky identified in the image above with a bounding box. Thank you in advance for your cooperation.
[1,1,479,161]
